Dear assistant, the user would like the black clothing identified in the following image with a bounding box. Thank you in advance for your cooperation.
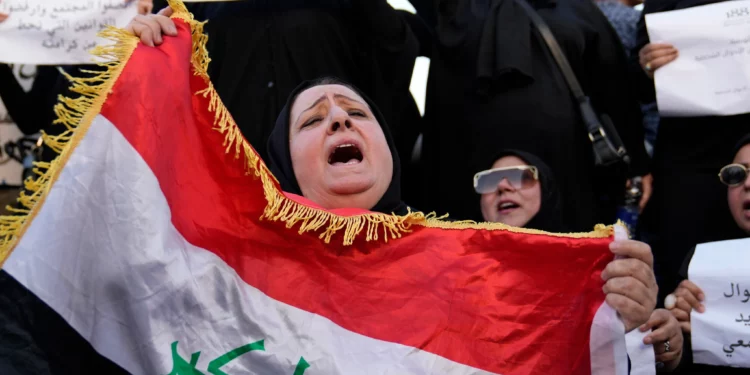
[0,271,128,375]
[633,0,750,305]
[0,65,58,135]
[419,0,649,230]
[186,1,418,164]
[267,79,408,216]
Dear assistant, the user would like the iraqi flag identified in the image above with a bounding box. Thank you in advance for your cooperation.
[0,2,634,374]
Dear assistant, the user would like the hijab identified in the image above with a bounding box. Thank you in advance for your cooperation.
[481,150,566,232]
[266,78,408,215]
[734,133,750,157]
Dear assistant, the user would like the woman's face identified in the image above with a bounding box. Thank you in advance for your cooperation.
[288,84,393,210]
[728,144,750,234]
[480,156,542,227]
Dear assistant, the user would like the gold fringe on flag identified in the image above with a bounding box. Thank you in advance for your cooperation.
[0,28,139,267]
[0,0,612,266]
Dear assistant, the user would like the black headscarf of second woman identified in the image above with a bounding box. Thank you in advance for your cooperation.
[266,78,408,216]
[480,150,566,233]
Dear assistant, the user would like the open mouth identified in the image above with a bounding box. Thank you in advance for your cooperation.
[497,201,520,213]
[328,143,363,166]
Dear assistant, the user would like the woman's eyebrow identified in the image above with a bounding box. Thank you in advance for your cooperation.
[295,95,327,124]
[333,93,365,107]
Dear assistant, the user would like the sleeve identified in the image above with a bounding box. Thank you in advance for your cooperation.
[678,246,696,281]
[0,65,59,135]
[582,6,650,177]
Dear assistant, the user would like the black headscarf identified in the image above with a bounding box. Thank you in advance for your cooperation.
[266,78,408,215]
[734,134,750,157]
[480,150,565,232]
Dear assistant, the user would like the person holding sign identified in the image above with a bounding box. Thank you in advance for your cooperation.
[663,134,750,373]
[633,0,750,313]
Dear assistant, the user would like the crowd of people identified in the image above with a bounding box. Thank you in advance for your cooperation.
[1,0,749,373]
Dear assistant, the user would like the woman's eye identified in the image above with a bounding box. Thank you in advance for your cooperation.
[349,110,365,117]
[302,118,321,128]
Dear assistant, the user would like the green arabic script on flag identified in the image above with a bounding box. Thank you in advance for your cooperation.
[166,340,310,375]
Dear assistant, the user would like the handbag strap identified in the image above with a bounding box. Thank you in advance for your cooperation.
[513,0,631,166]
[513,0,586,102]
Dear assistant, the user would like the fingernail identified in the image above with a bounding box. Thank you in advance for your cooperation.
[644,336,653,345]
[170,26,178,34]
[639,324,648,332]
[698,293,705,302]
[698,305,706,313]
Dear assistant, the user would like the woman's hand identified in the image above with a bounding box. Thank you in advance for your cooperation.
[0,12,7,22]
[665,280,705,334]
[602,240,659,332]
[125,0,153,15]
[639,43,679,79]
[641,309,683,371]
[124,7,177,47]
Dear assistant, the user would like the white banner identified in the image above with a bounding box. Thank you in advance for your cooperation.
[0,0,138,65]
[689,238,750,367]
[646,1,750,117]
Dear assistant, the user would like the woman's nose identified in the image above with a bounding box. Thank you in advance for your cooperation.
[497,178,516,192]
[328,106,352,134]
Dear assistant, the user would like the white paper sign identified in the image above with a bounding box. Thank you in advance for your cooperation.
[0,0,138,65]
[689,237,750,367]
[646,1,750,117]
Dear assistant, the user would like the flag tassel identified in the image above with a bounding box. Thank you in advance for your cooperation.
[0,27,139,266]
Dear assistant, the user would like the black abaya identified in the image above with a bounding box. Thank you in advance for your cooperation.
[632,0,750,315]
[419,0,649,230]
[186,1,419,163]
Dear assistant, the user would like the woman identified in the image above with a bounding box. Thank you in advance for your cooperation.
[475,150,565,232]
[634,0,750,306]
[476,151,684,372]
[415,0,651,230]
[663,135,750,374]
[266,76,657,330]
[266,77,407,215]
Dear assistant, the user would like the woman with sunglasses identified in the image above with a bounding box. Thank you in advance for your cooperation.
[661,135,750,374]
[475,150,685,372]
[475,150,565,232]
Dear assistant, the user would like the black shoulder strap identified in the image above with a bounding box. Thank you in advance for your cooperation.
[513,0,631,167]
[513,0,586,102]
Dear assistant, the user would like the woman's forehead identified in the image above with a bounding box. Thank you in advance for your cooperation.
[291,84,367,118]
[492,155,529,169]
